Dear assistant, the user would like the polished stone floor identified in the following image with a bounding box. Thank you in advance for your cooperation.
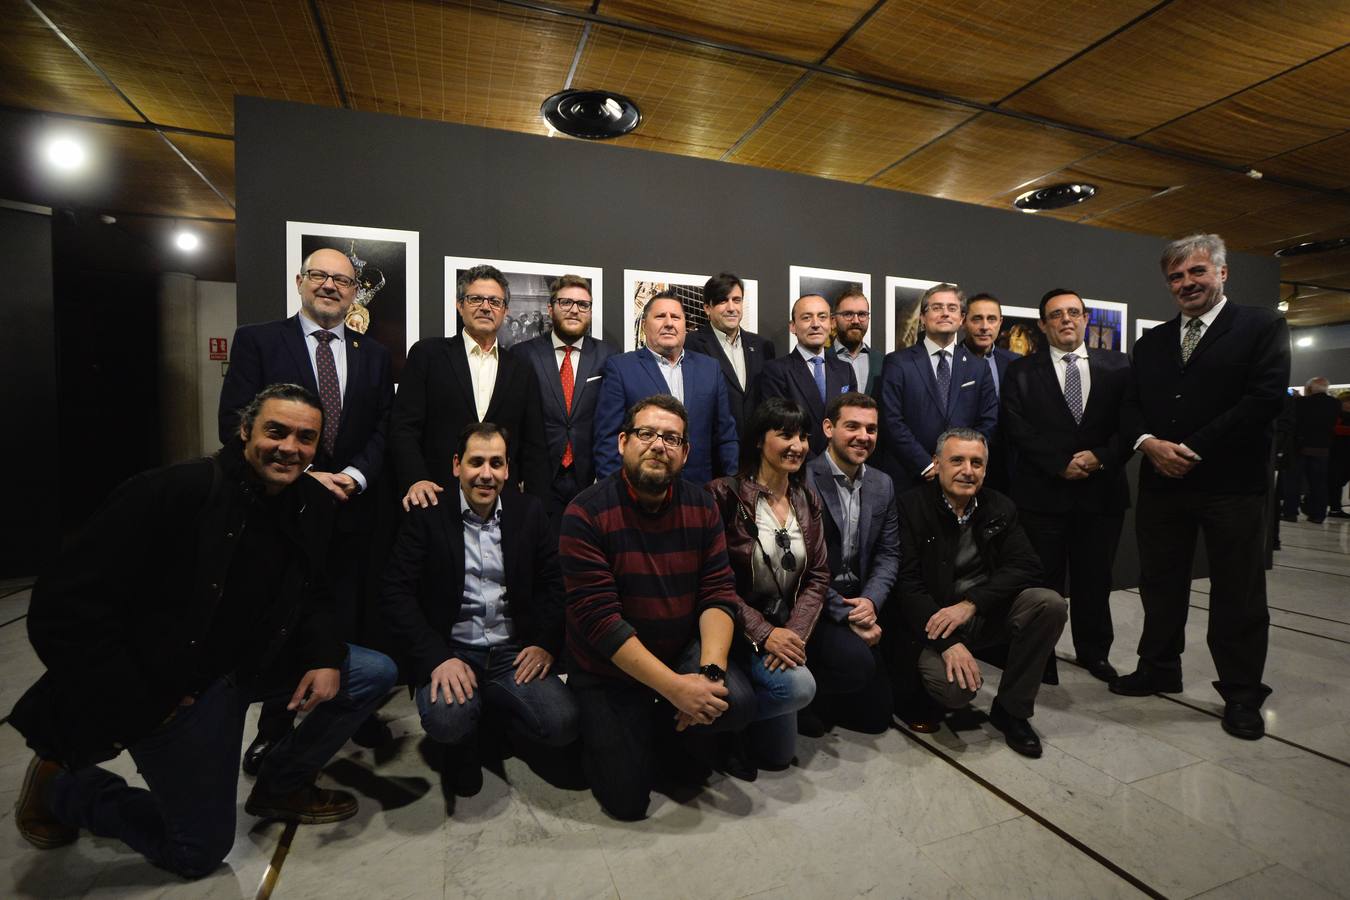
[1,516,1347,899]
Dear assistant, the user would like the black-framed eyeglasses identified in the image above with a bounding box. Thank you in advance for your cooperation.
[463,294,507,311]
[552,298,593,312]
[301,269,358,289]
[774,529,797,571]
[834,310,870,320]
[626,426,687,449]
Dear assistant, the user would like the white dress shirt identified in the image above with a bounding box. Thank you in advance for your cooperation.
[297,313,366,491]
[922,335,958,377]
[551,331,583,371]
[1049,342,1092,408]
[648,346,685,401]
[464,337,500,421]
[713,327,747,390]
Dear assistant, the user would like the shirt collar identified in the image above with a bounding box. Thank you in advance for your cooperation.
[468,339,499,358]
[835,342,869,359]
[647,346,684,367]
[796,343,825,364]
[714,327,741,349]
[298,312,344,342]
[941,491,978,526]
[923,335,955,357]
[551,331,582,352]
[824,447,864,486]
[1049,342,1088,363]
[1183,296,1228,330]
[458,487,501,523]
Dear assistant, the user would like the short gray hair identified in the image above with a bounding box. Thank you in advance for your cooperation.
[1160,234,1227,273]
[457,264,510,305]
[1305,377,1330,394]
[934,427,987,457]
[921,282,965,314]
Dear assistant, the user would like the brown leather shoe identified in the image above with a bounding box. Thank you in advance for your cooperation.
[245,782,358,824]
[16,756,77,849]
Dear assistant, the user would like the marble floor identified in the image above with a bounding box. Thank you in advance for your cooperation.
[1,518,1347,899]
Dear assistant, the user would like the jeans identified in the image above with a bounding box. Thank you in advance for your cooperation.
[744,651,816,767]
[48,644,397,879]
[415,643,578,748]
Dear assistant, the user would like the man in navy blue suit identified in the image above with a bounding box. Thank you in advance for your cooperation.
[962,292,1019,491]
[219,247,394,773]
[876,283,998,486]
[593,291,738,484]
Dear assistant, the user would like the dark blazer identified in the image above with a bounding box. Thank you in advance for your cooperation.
[388,334,550,497]
[1000,348,1132,515]
[876,340,999,483]
[805,453,900,621]
[754,349,858,457]
[593,347,739,485]
[1294,392,1340,452]
[1122,302,1290,494]
[685,326,776,428]
[515,332,616,487]
[379,490,564,685]
[892,480,1042,653]
[218,315,394,511]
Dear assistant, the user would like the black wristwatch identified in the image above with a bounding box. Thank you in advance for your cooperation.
[698,663,726,683]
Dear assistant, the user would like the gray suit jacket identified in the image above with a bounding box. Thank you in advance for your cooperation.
[805,453,900,621]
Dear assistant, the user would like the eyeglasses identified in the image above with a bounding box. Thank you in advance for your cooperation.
[301,269,358,289]
[552,298,593,312]
[1046,308,1086,321]
[463,294,507,311]
[627,427,687,449]
[774,529,797,571]
[834,311,870,320]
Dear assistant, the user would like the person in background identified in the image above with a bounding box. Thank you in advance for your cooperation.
[685,272,775,433]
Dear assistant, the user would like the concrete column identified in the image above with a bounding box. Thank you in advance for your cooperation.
[159,271,200,463]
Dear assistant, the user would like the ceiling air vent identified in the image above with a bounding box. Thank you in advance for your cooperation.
[1275,237,1350,257]
[1014,183,1097,212]
[541,90,641,139]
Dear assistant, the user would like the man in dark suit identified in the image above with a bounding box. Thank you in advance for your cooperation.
[804,392,898,734]
[832,289,883,395]
[685,272,775,431]
[390,264,549,510]
[876,283,999,485]
[1282,377,1340,524]
[380,423,577,797]
[515,274,616,525]
[218,247,395,771]
[1001,289,1132,683]
[1114,233,1291,741]
[962,292,1020,491]
[754,294,857,458]
[593,291,738,484]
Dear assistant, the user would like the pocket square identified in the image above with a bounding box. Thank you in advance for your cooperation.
[586,375,603,382]
[960,380,975,388]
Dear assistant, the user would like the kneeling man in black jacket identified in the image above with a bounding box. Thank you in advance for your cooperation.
[12,384,398,878]
[893,427,1066,757]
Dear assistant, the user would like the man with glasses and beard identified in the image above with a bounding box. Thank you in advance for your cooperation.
[562,395,754,820]
[831,290,882,395]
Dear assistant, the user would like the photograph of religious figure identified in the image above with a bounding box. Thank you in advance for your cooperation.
[996,305,1044,357]
[1136,317,1165,340]
[622,269,760,351]
[1084,298,1129,353]
[883,276,941,353]
[286,221,419,381]
[444,258,604,351]
[789,266,872,351]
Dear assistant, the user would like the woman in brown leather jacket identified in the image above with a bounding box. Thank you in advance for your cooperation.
[706,398,825,774]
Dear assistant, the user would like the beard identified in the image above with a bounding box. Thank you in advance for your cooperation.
[628,457,675,492]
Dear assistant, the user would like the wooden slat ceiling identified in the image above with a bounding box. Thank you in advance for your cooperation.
[4,0,1350,322]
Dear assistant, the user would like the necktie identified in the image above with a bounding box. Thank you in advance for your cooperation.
[1063,353,1083,425]
[560,345,575,469]
[810,355,826,404]
[935,349,950,403]
[313,330,342,457]
[1181,316,1203,364]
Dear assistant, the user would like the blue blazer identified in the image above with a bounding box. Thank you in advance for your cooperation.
[876,341,999,484]
[593,347,739,484]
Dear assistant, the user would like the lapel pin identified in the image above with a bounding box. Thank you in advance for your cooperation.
[353,340,360,348]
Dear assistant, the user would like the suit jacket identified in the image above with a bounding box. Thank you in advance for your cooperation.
[218,316,393,525]
[1000,348,1132,515]
[1122,302,1290,494]
[875,341,999,484]
[516,333,616,488]
[805,453,900,621]
[388,334,550,497]
[1293,392,1340,452]
[592,347,739,485]
[685,327,776,428]
[379,490,564,685]
[754,350,858,457]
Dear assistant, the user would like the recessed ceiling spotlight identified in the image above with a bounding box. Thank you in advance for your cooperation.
[44,135,88,172]
[1295,336,1314,348]
[1274,237,1350,257]
[541,89,641,139]
[1277,299,1289,312]
[1014,182,1098,212]
[174,230,200,252]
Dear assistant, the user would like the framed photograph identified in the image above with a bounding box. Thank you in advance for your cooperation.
[286,221,419,381]
[996,305,1044,357]
[1136,317,1165,340]
[622,270,760,351]
[444,257,604,351]
[884,276,941,353]
[789,265,872,352]
[1083,298,1129,353]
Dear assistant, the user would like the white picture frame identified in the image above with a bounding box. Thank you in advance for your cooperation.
[444,257,604,349]
[621,269,760,351]
[789,265,872,352]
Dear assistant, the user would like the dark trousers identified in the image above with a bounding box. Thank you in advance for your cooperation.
[546,468,581,533]
[48,645,397,879]
[1135,488,1271,706]
[569,641,755,821]
[1281,453,1329,522]
[806,619,893,734]
[1019,507,1123,662]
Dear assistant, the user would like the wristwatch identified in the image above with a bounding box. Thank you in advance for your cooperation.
[698,663,726,683]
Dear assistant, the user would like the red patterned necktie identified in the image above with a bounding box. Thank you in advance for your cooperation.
[560,345,575,468]
[313,330,342,457]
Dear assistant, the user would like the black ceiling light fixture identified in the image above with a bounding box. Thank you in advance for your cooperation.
[541,89,641,139]
[1274,237,1350,257]
[1013,182,1098,212]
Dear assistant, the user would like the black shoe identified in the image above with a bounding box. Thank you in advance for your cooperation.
[796,708,827,738]
[242,735,276,777]
[1280,515,1298,523]
[1308,518,1325,525]
[351,714,394,749]
[1079,658,1118,683]
[719,734,759,783]
[1109,668,1182,696]
[442,746,483,797]
[988,701,1042,758]
[1328,510,1349,519]
[1221,702,1265,740]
